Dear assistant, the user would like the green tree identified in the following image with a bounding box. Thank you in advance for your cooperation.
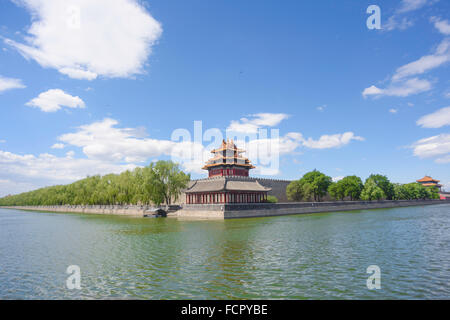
[265,195,278,203]
[302,170,332,201]
[0,160,190,207]
[328,176,363,201]
[328,182,345,200]
[341,175,364,200]
[361,179,386,201]
[426,186,440,199]
[367,174,394,200]
[286,180,304,201]
[393,183,407,200]
[394,183,439,200]
[286,170,332,202]
[147,161,190,207]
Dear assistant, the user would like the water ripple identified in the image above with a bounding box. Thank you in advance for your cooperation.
[1,205,450,299]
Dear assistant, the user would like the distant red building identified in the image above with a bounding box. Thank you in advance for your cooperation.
[416,176,449,200]
[416,176,442,191]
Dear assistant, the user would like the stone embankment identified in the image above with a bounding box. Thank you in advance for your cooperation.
[4,199,449,219]
[178,199,450,219]
[4,205,165,216]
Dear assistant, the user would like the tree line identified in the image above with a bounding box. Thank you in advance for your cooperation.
[0,166,440,207]
[286,170,440,202]
[0,161,190,207]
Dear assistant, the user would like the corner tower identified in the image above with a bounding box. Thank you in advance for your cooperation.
[202,139,255,178]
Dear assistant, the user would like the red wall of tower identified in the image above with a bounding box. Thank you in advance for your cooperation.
[208,168,249,177]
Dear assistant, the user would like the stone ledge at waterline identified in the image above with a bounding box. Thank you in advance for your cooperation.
[178,199,449,219]
[2,199,449,219]
[3,205,153,216]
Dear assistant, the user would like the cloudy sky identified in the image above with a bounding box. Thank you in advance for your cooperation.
[0,0,449,196]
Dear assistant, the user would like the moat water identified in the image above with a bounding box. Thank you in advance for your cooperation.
[1,204,449,299]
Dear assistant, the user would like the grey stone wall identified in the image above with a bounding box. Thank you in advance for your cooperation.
[4,199,449,219]
[4,205,151,216]
[253,178,291,202]
[181,199,449,219]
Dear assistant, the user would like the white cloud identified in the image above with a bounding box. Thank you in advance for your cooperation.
[316,105,326,112]
[0,140,5,143]
[227,114,363,152]
[52,118,208,174]
[0,75,26,93]
[384,16,414,31]
[431,17,450,35]
[332,176,344,182]
[363,78,432,98]
[59,67,98,81]
[0,117,366,193]
[26,89,85,112]
[233,130,360,175]
[417,106,450,128]
[366,32,450,99]
[55,117,364,177]
[226,114,363,174]
[51,143,65,149]
[397,0,428,13]
[0,149,137,183]
[0,179,38,197]
[362,38,450,98]
[6,0,162,80]
[66,151,75,158]
[58,118,175,162]
[0,118,210,193]
[383,0,430,31]
[302,132,364,149]
[411,133,450,163]
[435,155,450,164]
[243,133,303,156]
[362,85,384,97]
[389,108,398,114]
[392,39,450,81]
[227,113,290,134]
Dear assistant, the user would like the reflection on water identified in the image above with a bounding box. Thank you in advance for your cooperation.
[0,204,450,299]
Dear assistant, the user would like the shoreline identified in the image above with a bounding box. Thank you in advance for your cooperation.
[2,199,449,219]
[1,205,151,217]
[181,199,449,219]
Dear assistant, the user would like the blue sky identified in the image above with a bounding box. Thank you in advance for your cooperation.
[0,0,449,196]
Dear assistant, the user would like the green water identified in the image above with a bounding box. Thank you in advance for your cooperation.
[0,204,449,299]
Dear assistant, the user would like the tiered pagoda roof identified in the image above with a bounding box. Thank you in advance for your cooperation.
[202,139,255,170]
[417,176,440,183]
[184,140,271,203]
[416,176,442,188]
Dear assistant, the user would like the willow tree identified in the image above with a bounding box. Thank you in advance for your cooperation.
[0,160,190,207]
[147,160,190,207]
[367,174,394,200]
[361,179,385,201]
